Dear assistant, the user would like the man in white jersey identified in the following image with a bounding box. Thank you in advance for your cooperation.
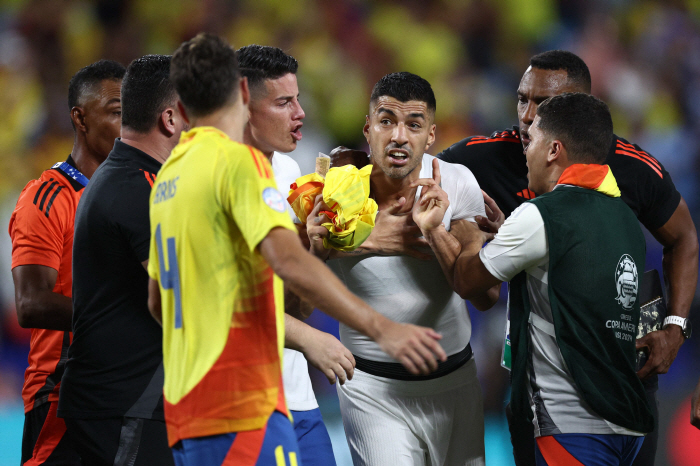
[307,72,487,466]
[237,44,353,466]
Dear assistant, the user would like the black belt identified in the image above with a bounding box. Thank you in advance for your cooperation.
[353,343,472,381]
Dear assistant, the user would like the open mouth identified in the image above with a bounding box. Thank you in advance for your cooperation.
[387,149,409,165]
[291,124,303,141]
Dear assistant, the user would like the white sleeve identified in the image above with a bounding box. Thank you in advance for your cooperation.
[439,159,485,222]
[479,203,548,282]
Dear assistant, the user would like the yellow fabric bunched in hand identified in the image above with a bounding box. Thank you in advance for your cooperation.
[287,173,324,222]
[321,164,377,251]
[286,165,378,251]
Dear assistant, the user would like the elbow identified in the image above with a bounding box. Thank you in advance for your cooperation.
[471,296,498,312]
[454,279,475,301]
[15,297,35,328]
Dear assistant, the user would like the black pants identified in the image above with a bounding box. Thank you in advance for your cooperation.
[506,376,659,466]
[63,416,174,466]
[22,401,80,465]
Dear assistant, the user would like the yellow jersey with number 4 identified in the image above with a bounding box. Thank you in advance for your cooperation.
[147,126,295,446]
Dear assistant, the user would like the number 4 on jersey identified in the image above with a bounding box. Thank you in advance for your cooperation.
[155,224,183,328]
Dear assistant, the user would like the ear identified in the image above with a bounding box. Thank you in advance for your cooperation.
[425,123,436,150]
[240,76,250,107]
[160,108,177,137]
[177,101,190,126]
[548,139,564,164]
[71,107,87,133]
[363,115,370,143]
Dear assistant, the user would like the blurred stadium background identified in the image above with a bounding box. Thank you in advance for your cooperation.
[0,0,699,464]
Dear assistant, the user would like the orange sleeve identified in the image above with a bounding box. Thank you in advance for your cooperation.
[9,180,70,271]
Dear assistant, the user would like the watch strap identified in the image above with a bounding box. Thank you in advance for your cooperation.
[663,316,687,329]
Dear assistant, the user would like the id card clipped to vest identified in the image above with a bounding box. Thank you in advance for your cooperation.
[501,286,512,370]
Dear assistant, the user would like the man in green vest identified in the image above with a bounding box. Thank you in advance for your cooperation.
[412,92,653,465]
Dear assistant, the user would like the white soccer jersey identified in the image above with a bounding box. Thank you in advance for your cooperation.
[328,154,486,361]
[480,196,643,437]
[271,151,318,411]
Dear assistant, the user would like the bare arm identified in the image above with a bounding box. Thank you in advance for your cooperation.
[147,278,162,326]
[307,197,431,261]
[12,265,72,331]
[411,159,500,310]
[285,314,355,385]
[284,285,314,320]
[260,227,447,375]
[692,376,700,429]
[636,198,699,379]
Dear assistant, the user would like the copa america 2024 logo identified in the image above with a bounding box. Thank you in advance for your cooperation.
[615,254,638,310]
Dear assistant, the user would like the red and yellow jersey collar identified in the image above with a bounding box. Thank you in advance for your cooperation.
[557,164,621,198]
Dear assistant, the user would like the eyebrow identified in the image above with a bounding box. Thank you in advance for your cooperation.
[517,91,550,102]
[274,93,300,102]
[376,107,426,119]
[107,98,121,105]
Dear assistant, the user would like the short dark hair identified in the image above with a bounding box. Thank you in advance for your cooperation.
[171,33,240,118]
[536,92,612,164]
[370,72,436,113]
[236,45,298,97]
[68,60,125,110]
[530,50,592,93]
[121,54,176,133]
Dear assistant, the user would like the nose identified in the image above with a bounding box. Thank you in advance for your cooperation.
[293,99,305,121]
[521,100,537,126]
[392,123,408,146]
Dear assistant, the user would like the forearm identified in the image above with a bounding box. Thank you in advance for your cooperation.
[279,251,385,340]
[423,225,461,289]
[284,285,314,320]
[284,313,310,351]
[16,292,72,331]
[662,234,698,320]
[453,245,501,309]
[285,314,323,353]
[147,278,163,326]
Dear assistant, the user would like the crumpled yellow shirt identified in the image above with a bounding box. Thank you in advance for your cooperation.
[287,165,378,251]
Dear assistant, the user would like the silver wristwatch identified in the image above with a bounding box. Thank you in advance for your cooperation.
[662,316,692,339]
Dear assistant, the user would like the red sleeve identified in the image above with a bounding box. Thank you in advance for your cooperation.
[9,179,71,271]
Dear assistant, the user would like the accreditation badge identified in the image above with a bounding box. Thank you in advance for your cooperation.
[501,285,512,371]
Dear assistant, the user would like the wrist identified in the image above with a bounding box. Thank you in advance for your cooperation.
[366,311,390,342]
[421,223,447,242]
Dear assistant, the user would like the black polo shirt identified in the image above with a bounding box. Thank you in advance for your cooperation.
[438,126,681,231]
[58,139,164,420]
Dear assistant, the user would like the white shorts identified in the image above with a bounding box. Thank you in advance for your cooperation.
[337,358,485,466]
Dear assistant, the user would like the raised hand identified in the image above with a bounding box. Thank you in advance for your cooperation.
[475,190,505,234]
[411,158,449,233]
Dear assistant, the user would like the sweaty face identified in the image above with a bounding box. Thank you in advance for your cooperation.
[364,96,436,180]
[247,73,305,155]
[524,115,551,195]
[82,79,122,161]
[517,67,580,151]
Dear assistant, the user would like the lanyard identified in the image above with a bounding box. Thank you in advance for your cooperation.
[52,161,89,187]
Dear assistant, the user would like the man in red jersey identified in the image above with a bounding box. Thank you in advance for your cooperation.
[9,59,125,466]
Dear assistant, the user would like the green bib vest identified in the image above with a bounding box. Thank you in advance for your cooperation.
[509,185,654,434]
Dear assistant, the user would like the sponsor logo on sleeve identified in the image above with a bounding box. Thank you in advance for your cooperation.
[262,187,286,213]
